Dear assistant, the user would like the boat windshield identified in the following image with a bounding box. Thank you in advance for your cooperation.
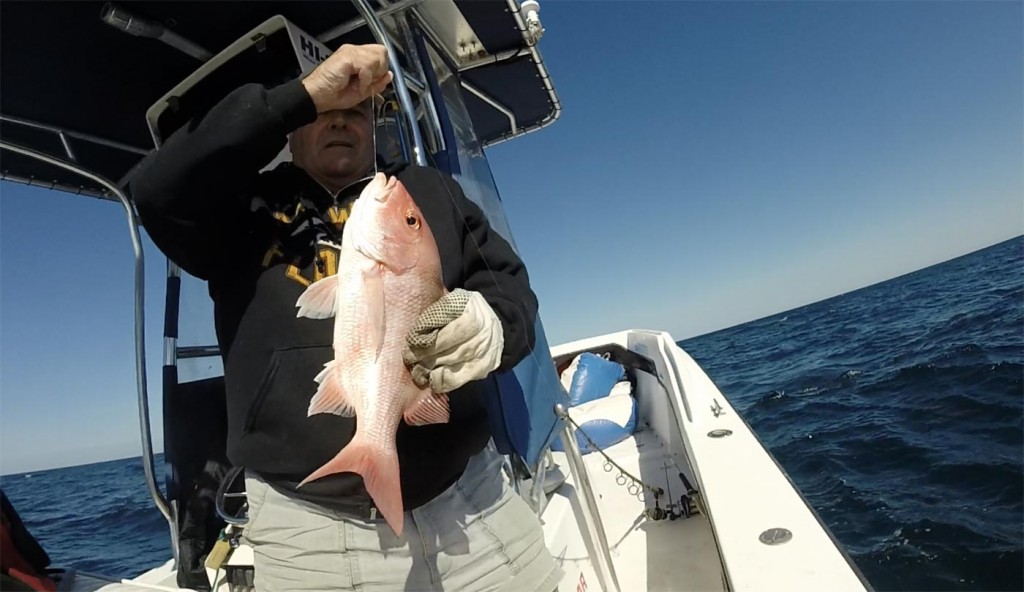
[420,40,519,251]
[175,268,222,384]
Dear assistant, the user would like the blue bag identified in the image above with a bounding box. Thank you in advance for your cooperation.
[567,353,626,407]
[550,395,637,454]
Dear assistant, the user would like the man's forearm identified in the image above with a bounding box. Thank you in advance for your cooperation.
[129,79,317,278]
[131,79,316,220]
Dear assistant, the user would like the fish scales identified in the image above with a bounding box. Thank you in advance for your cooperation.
[294,173,450,536]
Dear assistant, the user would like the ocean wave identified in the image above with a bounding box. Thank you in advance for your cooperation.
[705,266,1024,592]
[856,527,1023,592]
[866,360,1023,398]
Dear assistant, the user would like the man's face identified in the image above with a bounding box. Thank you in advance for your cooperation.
[290,100,374,190]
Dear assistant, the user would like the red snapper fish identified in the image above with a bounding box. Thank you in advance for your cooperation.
[294,172,450,536]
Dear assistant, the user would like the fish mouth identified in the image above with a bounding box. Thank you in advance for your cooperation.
[365,173,395,203]
[349,175,411,270]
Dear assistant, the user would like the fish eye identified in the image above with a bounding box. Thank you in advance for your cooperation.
[405,212,420,228]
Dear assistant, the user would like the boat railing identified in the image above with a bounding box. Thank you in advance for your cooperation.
[554,405,623,592]
[352,0,428,166]
[0,139,179,564]
[2,2,608,588]
[0,114,149,199]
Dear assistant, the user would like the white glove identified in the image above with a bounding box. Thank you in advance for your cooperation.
[403,289,504,393]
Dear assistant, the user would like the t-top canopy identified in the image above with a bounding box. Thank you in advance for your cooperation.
[0,0,560,199]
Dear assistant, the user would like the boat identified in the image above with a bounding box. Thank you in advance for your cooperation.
[0,2,872,590]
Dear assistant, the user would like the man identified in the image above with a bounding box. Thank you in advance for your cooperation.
[131,43,562,591]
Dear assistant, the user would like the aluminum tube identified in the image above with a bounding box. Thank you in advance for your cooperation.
[317,0,424,42]
[177,345,222,359]
[58,132,76,162]
[556,404,621,592]
[0,141,173,532]
[0,113,150,155]
[0,173,110,199]
[394,14,444,154]
[461,80,517,135]
[458,47,530,71]
[351,0,428,166]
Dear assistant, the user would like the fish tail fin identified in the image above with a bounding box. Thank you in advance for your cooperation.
[298,439,405,536]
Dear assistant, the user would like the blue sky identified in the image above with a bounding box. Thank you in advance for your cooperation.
[1,1,1021,474]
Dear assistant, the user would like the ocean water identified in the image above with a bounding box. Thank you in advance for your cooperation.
[680,236,1023,591]
[1,236,1021,590]
[0,455,172,577]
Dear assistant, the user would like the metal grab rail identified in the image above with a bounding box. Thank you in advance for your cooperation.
[351,0,428,167]
[0,113,150,157]
[317,0,425,43]
[0,141,177,551]
[555,404,621,592]
[484,0,562,147]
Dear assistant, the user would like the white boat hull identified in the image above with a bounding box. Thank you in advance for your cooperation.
[90,329,868,592]
[543,329,869,591]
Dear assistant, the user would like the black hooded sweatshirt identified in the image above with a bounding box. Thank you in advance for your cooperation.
[129,78,538,514]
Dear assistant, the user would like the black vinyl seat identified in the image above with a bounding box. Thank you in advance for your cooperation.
[163,373,234,590]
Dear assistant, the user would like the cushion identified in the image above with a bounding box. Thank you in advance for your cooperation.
[564,353,626,407]
[551,386,637,454]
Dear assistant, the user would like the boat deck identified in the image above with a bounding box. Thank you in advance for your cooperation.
[53,565,181,592]
[543,428,725,592]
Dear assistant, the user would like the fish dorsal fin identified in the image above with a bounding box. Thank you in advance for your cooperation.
[296,275,338,319]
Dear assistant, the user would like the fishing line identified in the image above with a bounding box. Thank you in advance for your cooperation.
[418,143,685,517]
[371,85,683,508]
[406,89,667,501]
[371,89,378,177]
[414,125,524,312]
[397,109,557,398]
[378,69,614,495]
[420,145,569,450]
[417,131,699,523]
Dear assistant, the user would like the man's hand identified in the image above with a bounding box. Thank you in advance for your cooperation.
[403,289,505,394]
[301,44,393,113]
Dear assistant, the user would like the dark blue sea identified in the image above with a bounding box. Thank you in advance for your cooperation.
[2,236,1021,591]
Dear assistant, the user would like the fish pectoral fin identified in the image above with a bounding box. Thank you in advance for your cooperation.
[363,263,386,361]
[403,391,451,426]
[296,276,338,319]
[308,361,356,417]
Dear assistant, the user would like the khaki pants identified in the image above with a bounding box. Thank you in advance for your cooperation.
[242,446,563,591]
